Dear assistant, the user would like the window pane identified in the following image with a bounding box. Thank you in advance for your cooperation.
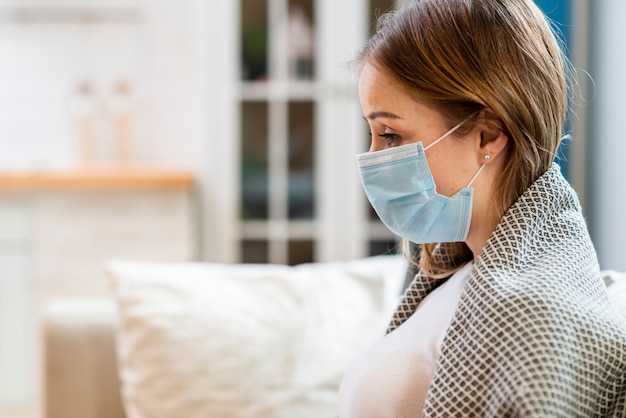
[288,0,315,80]
[289,239,314,265]
[242,240,269,263]
[241,102,269,219]
[369,239,399,257]
[241,0,268,80]
[288,101,314,219]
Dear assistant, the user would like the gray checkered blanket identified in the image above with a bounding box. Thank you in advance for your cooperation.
[389,164,626,417]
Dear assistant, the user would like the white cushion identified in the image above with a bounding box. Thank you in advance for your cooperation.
[107,256,406,418]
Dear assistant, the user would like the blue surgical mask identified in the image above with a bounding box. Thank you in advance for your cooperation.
[356,119,484,244]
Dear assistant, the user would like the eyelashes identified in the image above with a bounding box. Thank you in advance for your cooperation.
[379,133,400,141]
[369,131,400,147]
[368,130,403,150]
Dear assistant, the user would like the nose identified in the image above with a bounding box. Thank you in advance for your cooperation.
[368,139,384,153]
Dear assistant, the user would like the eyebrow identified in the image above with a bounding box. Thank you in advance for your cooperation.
[363,111,403,121]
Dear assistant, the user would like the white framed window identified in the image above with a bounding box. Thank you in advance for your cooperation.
[198,0,407,264]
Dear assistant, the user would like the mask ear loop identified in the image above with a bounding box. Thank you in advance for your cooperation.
[466,163,486,188]
[422,112,485,187]
[423,113,478,152]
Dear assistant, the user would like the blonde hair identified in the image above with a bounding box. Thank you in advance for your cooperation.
[358,0,570,276]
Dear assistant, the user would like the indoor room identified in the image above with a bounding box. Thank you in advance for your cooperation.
[0,0,624,417]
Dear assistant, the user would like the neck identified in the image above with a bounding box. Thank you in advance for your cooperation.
[465,167,503,260]
[465,212,500,261]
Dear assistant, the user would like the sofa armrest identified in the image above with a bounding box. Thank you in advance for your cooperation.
[42,299,125,418]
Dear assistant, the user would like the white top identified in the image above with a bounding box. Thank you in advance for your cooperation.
[338,262,472,418]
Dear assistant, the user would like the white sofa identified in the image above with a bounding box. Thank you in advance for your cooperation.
[42,256,409,418]
[43,299,125,418]
[41,258,626,418]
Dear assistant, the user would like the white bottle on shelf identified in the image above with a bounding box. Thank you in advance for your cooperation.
[108,80,133,165]
[69,81,97,166]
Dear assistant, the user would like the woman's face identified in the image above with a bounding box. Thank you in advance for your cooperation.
[358,63,481,197]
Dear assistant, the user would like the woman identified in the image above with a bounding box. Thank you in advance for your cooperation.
[339,0,626,416]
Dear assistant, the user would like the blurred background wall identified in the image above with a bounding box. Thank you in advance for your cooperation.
[3,0,625,269]
[586,0,626,273]
[0,0,200,170]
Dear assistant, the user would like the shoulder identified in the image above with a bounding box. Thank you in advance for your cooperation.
[430,270,626,415]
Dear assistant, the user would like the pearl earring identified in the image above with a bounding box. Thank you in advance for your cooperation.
[484,154,491,160]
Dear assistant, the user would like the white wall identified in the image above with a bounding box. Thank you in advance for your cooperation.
[587,0,626,271]
[0,0,200,170]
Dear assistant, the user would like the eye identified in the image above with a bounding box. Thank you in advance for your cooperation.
[379,132,400,147]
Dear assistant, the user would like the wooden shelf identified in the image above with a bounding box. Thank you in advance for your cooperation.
[0,167,194,191]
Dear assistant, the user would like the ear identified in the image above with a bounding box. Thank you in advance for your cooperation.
[477,109,509,164]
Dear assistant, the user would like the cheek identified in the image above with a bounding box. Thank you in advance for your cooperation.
[430,168,459,197]
[427,149,469,196]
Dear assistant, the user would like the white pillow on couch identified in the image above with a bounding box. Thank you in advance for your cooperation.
[107,256,407,418]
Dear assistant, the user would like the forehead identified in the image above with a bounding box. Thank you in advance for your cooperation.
[358,63,400,95]
[358,63,422,116]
